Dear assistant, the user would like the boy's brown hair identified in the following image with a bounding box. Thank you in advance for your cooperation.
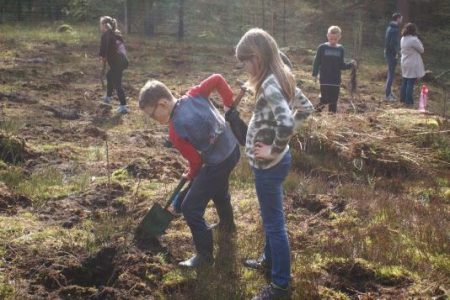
[327,26,342,35]
[139,80,173,109]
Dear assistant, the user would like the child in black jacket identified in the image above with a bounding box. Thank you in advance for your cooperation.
[99,16,129,114]
[312,26,356,113]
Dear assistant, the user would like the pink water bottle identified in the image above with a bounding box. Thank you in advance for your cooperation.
[419,84,428,112]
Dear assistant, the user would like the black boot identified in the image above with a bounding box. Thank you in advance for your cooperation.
[214,195,236,234]
[252,283,291,300]
[209,221,237,234]
[178,254,214,268]
[244,255,270,271]
[244,255,271,280]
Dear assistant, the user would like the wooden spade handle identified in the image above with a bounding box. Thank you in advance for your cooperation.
[163,177,188,210]
[232,80,251,109]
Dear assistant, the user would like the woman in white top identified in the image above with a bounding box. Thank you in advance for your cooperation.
[400,23,425,106]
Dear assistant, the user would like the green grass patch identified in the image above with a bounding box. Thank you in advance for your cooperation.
[0,166,91,205]
[162,268,195,288]
[375,265,415,285]
[0,22,97,46]
[0,133,27,164]
[111,168,132,182]
[0,165,25,187]
[230,155,253,189]
[0,274,14,300]
[0,117,25,135]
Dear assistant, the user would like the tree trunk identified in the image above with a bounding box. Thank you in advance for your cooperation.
[0,0,5,24]
[124,0,128,34]
[48,0,55,21]
[397,0,410,23]
[16,0,23,21]
[283,0,286,45]
[177,0,185,41]
[352,8,364,60]
[144,0,155,37]
[261,0,265,29]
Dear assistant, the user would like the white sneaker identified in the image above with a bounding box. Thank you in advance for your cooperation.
[117,105,129,114]
[102,96,112,104]
[385,95,396,102]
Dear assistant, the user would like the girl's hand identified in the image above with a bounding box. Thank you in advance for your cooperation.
[254,142,274,160]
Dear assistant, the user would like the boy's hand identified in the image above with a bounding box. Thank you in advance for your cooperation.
[351,59,357,67]
[224,106,231,112]
[313,76,318,84]
[254,142,275,160]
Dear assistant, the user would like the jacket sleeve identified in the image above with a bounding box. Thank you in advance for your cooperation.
[413,37,424,54]
[394,29,400,54]
[385,27,398,54]
[187,74,234,107]
[312,45,322,77]
[169,123,202,180]
[292,87,314,129]
[99,32,108,58]
[261,83,295,154]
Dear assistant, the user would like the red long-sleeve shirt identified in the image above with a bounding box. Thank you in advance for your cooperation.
[169,74,234,180]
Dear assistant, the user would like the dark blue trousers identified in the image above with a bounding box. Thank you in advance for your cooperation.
[181,146,240,258]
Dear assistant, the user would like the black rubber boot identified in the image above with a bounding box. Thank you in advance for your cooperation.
[251,283,291,300]
[244,255,270,271]
[178,254,214,268]
[244,255,271,280]
[191,228,214,261]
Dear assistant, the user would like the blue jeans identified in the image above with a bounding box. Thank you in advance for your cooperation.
[385,55,397,97]
[252,151,292,288]
[181,146,240,259]
[400,77,417,105]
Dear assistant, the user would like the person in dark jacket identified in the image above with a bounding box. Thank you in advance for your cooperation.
[312,26,356,113]
[99,16,129,114]
[384,13,403,102]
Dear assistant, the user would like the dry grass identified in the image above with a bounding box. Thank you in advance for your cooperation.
[0,22,449,299]
[296,109,450,181]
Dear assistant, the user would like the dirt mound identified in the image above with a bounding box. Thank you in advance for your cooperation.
[291,193,346,214]
[83,125,107,140]
[56,24,74,33]
[0,91,38,104]
[26,245,170,298]
[0,183,32,214]
[295,109,449,180]
[39,182,129,228]
[124,156,184,180]
[56,70,84,84]
[0,133,33,163]
[324,260,414,297]
[41,105,80,120]
[325,260,378,295]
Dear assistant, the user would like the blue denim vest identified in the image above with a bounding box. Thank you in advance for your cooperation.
[172,95,237,165]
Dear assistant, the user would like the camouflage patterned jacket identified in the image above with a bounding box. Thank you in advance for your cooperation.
[246,74,314,169]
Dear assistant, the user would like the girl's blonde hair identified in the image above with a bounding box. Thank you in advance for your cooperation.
[100,16,120,34]
[235,28,296,102]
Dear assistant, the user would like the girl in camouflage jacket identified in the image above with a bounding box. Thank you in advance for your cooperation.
[235,28,313,300]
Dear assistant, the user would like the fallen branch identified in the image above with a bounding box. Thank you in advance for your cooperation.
[436,69,450,80]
